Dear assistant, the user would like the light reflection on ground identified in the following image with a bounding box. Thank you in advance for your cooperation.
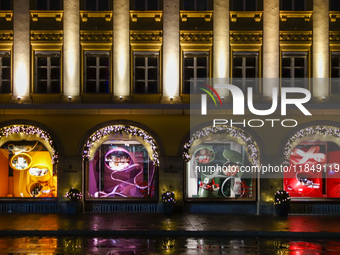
[0,237,339,254]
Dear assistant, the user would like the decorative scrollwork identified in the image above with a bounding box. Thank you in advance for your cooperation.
[180,32,213,42]
[30,32,63,41]
[130,32,162,42]
[0,32,13,41]
[330,32,340,41]
[80,32,113,42]
[230,32,262,42]
[280,32,312,41]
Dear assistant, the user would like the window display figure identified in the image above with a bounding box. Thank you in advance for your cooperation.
[220,161,245,198]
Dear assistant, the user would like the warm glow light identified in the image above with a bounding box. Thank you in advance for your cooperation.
[63,0,80,97]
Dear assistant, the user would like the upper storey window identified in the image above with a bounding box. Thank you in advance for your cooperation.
[0,0,11,10]
[81,0,111,11]
[0,51,11,94]
[330,0,340,11]
[231,0,257,11]
[31,0,62,10]
[280,0,307,11]
[131,0,160,10]
[182,0,210,11]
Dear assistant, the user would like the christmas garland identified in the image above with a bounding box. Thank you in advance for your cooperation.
[283,125,340,165]
[182,126,260,166]
[0,125,58,163]
[83,125,160,166]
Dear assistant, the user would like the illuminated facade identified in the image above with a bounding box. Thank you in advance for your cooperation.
[0,0,339,214]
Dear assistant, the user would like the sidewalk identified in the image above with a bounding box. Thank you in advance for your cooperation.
[0,213,340,238]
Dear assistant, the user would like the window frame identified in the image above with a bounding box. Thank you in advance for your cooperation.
[182,51,209,94]
[0,0,11,10]
[130,0,160,11]
[331,51,340,95]
[31,0,63,10]
[281,51,308,88]
[0,51,11,94]
[182,0,210,11]
[34,51,61,94]
[133,51,160,94]
[280,0,307,11]
[231,0,258,11]
[82,0,112,11]
[83,51,111,94]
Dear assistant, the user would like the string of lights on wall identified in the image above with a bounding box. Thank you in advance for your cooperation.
[183,126,260,166]
[83,125,160,166]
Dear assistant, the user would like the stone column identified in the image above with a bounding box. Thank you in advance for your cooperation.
[63,0,80,101]
[113,0,130,101]
[162,0,180,103]
[13,0,30,102]
[313,0,329,98]
[263,0,280,97]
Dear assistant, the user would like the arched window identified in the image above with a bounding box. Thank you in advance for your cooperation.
[83,125,159,199]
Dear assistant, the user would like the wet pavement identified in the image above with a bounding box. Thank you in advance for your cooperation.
[0,213,340,238]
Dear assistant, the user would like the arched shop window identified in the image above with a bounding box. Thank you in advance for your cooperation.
[0,125,58,198]
[83,125,159,199]
[183,126,260,200]
[283,126,340,198]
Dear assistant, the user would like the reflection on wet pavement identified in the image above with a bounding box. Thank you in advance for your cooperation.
[0,237,340,254]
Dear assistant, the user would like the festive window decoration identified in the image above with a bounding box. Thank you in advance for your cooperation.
[183,126,260,166]
[0,125,58,163]
[283,126,340,166]
[83,125,159,166]
[274,190,291,205]
[65,187,82,201]
[161,191,176,203]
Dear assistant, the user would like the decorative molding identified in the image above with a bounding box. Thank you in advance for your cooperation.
[30,11,63,22]
[130,31,162,42]
[230,32,262,42]
[80,32,113,42]
[180,11,212,22]
[230,11,262,22]
[280,32,312,41]
[280,11,312,22]
[330,12,340,22]
[180,32,213,42]
[330,32,340,41]
[0,11,13,21]
[0,31,13,41]
[30,31,63,41]
[130,11,162,22]
[80,11,112,22]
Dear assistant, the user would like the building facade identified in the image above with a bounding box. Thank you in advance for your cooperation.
[0,0,339,214]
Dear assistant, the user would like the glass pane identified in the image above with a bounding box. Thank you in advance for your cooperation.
[99,56,109,67]
[197,0,208,11]
[38,57,47,67]
[37,81,47,93]
[51,57,60,66]
[184,57,194,67]
[135,82,145,93]
[50,0,61,10]
[233,57,242,67]
[135,68,145,80]
[197,68,207,78]
[51,68,60,80]
[197,57,207,67]
[148,0,158,10]
[332,57,339,68]
[246,0,256,11]
[295,68,305,78]
[282,57,291,67]
[246,68,256,78]
[135,57,145,67]
[51,81,60,93]
[85,0,97,10]
[148,68,157,80]
[99,81,109,93]
[86,57,96,67]
[1,81,10,93]
[183,81,191,94]
[86,68,97,80]
[98,0,109,10]
[183,0,194,10]
[86,81,97,93]
[37,0,48,10]
[282,68,291,78]
[99,68,109,79]
[331,68,339,78]
[295,57,305,67]
[0,0,11,10]
[331,0,340,11]
[233,0,243,11]
[148,57,157,67]
[246,57,256,67]
[233,68,243,78]
[148,82,158,93]
[184,68,194,80]
[37,68,47,80]
[135,0,145,10]
[2,67,10,79]
[295,0,305,11]
[2,56,10,66]
[281,0,292,10]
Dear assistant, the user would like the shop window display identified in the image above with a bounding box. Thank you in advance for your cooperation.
[0,141,57,198]
[87,140,156,199]
[284,140,340,198]
[186,140,254,200]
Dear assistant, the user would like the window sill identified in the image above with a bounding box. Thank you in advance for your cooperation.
[180,10,212,22]
[0,10,12,21]
[230,11,262,22]
[80,11,112,22]
[330,11,340,22]
[30,10,63,22]
[130,10,163,22]
[279,11,313,22]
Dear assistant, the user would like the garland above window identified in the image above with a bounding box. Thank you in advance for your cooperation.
[0,125,58,163]
[283,125,340,166]
[83,125,160,166]
[183,126,260,166]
